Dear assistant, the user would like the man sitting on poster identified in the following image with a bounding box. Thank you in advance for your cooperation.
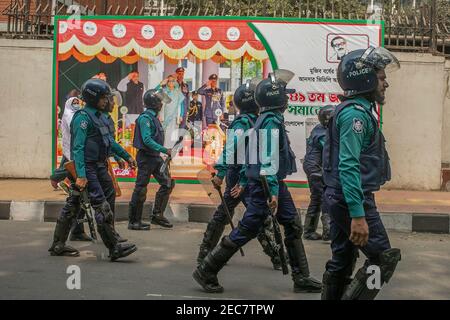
[198,74,225,128]
[118,70,145,115]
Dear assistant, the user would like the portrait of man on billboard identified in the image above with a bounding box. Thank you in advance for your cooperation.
[329,35,348,61]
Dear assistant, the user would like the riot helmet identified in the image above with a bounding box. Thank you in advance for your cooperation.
[143,89,171,112]
[81,79,112,108]
[337,46,399,98]
[254,69,296,112]
[233,80,259,114]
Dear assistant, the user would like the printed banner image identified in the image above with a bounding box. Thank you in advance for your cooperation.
[53,17,383,186]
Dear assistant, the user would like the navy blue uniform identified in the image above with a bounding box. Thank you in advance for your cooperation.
[197,113,281,268]
[50,104,134,258]
[322,98,391,284]
[224,110,321,290]
[212,113,257,224]
[63,107,126,223]
[129,108,174,228]
[302,124,329,239]
[229,110,299,246]
[71,112,122,236]
[193,75,321,294]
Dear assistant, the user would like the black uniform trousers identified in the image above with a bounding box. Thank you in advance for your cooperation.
[324,187,391,277]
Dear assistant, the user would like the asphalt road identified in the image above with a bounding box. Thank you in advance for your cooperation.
[0,220,449,300]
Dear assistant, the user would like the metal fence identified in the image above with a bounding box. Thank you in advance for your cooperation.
[2,0,449,56]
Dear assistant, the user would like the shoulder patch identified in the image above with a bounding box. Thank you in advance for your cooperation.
[145,120,151,128]
[80,120,88,130]
[352,118,364,134]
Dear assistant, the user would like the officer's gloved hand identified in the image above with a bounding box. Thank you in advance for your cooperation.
[127,157,137,169]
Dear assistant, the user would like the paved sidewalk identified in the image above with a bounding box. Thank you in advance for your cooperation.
[1,179,449,233]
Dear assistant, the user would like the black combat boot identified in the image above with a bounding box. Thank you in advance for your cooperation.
[321,213,331,241]
[151,189,173,228]
[193,237,240,293]
[109,242,138,262]
[151,214,173,228]
[97,222,138,261]
[70,232,92,241]
[197,220,225,265]
[49,216,80,257]
[303,214,322,240]
[110,210,127,242]
[285,238,322,293]
[128,203,150,231]
[112,229,128,243]
[70,221,93,242]
[321,271,351,300]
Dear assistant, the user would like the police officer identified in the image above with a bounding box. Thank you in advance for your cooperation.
[321,47,402,300]
[69,91,128,243]
[102,92,129,243]
[128,89,175,230]
[48,79,137,261]
[193,71,322,293]
[51,96,92,242]
[197,82,282,270]
[302,105,334,241]
[198,74,225,127]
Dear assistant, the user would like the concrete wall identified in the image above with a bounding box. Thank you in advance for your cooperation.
[383,52,446,190]
[0,39,53,178]
[0,40,449,190]
[441,60,450,165]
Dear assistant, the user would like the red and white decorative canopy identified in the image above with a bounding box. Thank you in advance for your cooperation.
[57,19,268,63]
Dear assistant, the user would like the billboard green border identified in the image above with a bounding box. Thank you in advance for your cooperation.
[52,16,59,175]
[52,16,384,188]
[115,177,309,188]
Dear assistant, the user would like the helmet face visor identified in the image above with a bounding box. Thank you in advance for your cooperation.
[273,69,295,84]
[107,90,122,108]
[360,47,400,73]
[154,90,172,104]
[249,69,296,91]
[249,77,263,91]
[272,69,296,94]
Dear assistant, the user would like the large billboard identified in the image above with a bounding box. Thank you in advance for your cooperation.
[52,16,383,186]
